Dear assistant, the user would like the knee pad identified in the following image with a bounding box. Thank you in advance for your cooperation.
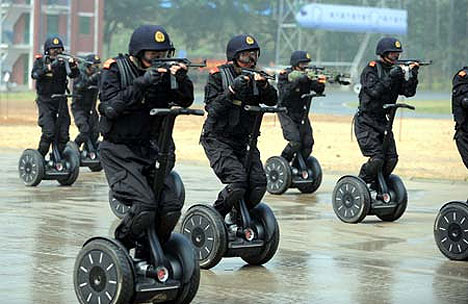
[156,211,181,243]
[245,185,266,209]
[130,210,156,240]
[383,157,398,177]
[213,184,246,217]
[359,157,384,183]
[289,141,302,152]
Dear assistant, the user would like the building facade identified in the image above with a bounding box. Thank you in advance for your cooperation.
[0,0,104,89]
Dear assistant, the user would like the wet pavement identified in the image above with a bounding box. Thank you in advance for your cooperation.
[0,150,467,304]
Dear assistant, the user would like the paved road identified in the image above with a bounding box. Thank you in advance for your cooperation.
[0,151,467,304]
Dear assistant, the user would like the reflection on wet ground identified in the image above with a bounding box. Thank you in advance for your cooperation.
[0,152,467,303]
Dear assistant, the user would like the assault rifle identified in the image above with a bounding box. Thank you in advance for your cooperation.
[395,59,432,66]
[240,67,276,96]
[151,57,207,89]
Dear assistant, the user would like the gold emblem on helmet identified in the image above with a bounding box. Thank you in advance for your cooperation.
[306,53,311,59]
[53,38,59,45]
[246,36,255,45]
[395,40,401,48]
[155,31,165,43]
[95,56,100,61]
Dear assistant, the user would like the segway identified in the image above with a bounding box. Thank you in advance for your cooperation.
[74,107,203,304]
[70,85,103,172]
[265,93,324,195]
[18,93,80,186]
[180,105,284,269]
[434,199,468,260]
[332,103,415,223]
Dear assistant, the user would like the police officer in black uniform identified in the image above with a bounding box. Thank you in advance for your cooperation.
[98,25,194,249]
[31,36,79,156]
[71,54,102,148]
[278,50,325,162]
[200,34,278,219]
[452,67,468,170]
[355,37,419,183]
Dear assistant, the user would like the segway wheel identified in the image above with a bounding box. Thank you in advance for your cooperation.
[376,174,408,222]
[58,142,80,186]
[434,201,468,260]
[241,203,280,265]
[332,176,371,223]
[179,204,227,269]
[296,156,323,194]
[108,190,130,219]
[265,156,292,195]
[18,149,45,187]
[165,234,201,304]
[74,239,134,304]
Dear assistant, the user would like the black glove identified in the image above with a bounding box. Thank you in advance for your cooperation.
[174,66,188,80]
[389,66,404,80]
[298,74,310,85]
[230,75,250,98]
[462,97,468,109]
[88,71,101,85]
[410,65,419,78]
[133,69,163,88]
[98,102,120,120]
[50,58,63,69]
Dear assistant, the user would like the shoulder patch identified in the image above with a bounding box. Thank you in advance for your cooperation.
[458,70,467,77]
[35,54,43,60]
[103,58,116,70]
[369,61,376,67]
[209,67,220,74]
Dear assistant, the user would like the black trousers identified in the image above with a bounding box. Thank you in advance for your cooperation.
[36,96,70,156]
[455,130,468,170]
[100,140,180,247]
[278,112,314,162]
[71,104,99,147]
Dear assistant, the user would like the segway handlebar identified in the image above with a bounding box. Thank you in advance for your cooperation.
[243,105,287,113]
[383,103,415,111]
[149,107,205,116]
[301,93,326,99]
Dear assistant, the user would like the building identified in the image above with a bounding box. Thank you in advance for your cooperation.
[0,0,104,90]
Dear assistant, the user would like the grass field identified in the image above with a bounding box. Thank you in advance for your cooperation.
[346,99,451,115]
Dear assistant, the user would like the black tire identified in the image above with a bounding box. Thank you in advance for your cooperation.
[376,174,408,222]
[434,201,468,260]
[18,149,45,187]
[265,156,292,195]
[241,203,280,265]
[58,142,80,186]
[165,234,201,304]
[296,156,323,194]
[179,204,227,269]
[108,189,130,219]
[74,239,134,304]
[332,176,371,223]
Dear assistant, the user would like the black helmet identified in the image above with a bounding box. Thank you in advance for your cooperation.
[44,36,64,54]
[290,50,311,66]
[128,25,172,57]
[376,37,403,55]
[226,34,260,61]
[85,54,102,65]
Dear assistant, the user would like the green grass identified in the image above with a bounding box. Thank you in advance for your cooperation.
[346,99,451,115]
[0,91,36,102]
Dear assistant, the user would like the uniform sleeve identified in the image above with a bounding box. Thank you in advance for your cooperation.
[170,74,194,108]
[73,71,89,92]
[310,80,325,95]
[99,63,145,119]
[31,58,48,80]
[452,72,468,122]
[360,65,392,99]
[399,74,418,97]
[68,63,80,79]
[259,81,278,106]
[204,71,236,118]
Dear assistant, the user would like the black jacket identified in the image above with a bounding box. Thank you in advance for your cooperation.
[278,67,325,122]
[452,67,468,132]
[72,67,101,112]
[31,55,79,97]
[99,54,194,144]
[203,63,277,141]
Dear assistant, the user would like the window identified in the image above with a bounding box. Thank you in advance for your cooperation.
[23,14,30,44]
[79,16,91,35]
[47,15,59,36]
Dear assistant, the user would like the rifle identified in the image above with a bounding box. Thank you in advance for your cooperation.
[151,57,207,89]
[55,53,93,76]
[288,68,351,86]
[240,67,275,96]
[395,59,432,66]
